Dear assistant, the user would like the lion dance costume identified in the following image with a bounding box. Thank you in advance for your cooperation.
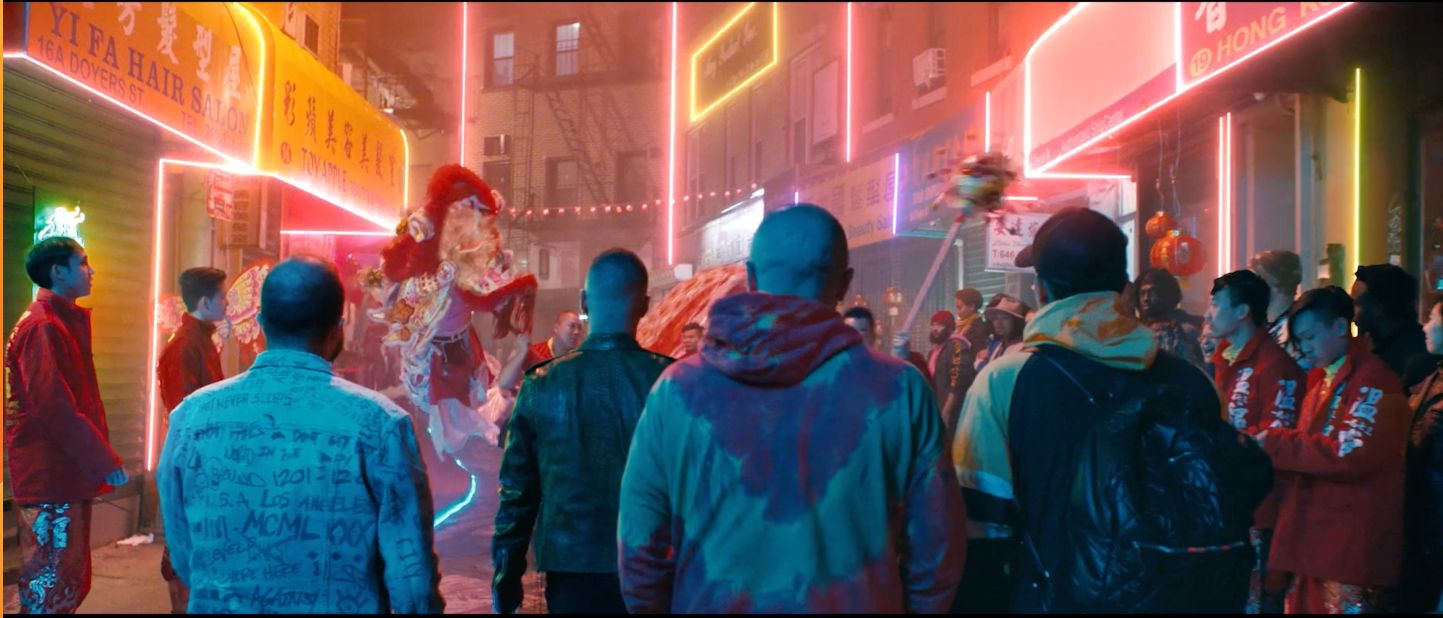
[365,164,537,462]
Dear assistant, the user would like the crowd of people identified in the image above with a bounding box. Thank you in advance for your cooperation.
[5,201,1443,614]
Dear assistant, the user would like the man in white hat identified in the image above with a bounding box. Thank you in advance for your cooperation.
[975,294,1031,372]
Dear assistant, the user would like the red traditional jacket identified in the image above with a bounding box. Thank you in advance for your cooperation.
[1261,337,1408,587]
[4,289,122,504]
[157,314,224,413]
[523,339,555,371]
[1214,329,1307,528]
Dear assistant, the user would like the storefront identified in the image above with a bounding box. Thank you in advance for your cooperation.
[2,2,405,541]
[1019,1,1364,311]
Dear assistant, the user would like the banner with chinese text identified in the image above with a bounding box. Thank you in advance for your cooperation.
[21,2,262,163]
[252,7,406,227]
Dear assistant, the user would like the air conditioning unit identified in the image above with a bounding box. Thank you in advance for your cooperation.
[912,48,946,94]
[483,134,512,157]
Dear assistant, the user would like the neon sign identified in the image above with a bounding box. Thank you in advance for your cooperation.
[34,190,86,246]
[690,2,779,123]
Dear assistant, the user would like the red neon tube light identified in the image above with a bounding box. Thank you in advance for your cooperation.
[460,2,470,167]
[845,2,853,163]
[667,1,678,265]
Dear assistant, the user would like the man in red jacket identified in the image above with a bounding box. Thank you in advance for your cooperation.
[154,267,228,614]
[522,309,583,369]
[1206,270,1307,613]
[1254,286,1409,614]
[5,237,127,613]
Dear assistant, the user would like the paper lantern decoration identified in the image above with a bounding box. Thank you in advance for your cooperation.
[1149,232,1206,277]
[226,262,271,352]
[1145,212,1177,239]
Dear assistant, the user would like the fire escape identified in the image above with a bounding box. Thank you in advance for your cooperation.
[508,6,655,213]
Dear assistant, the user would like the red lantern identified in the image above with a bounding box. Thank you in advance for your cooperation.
[1149,232,1206,277]
[1145,211,1177,239]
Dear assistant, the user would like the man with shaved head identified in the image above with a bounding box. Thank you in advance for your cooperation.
[618,204,966,613]
[493,249,673,614]
[157,256,444,613]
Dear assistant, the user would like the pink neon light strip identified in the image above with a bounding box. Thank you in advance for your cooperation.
[4,54,248,169]
[1025,2,1354,178]
[891,152,901,234]
[281,230,395,237]
[460,2,469,167]
[984,91,992,152]
[667,2,679,265]
[845,2,853,163]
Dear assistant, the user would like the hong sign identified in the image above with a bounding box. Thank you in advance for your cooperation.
[1180,2,1355,88]
[691,2,777,122]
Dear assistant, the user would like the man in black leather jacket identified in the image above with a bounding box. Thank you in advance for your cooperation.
[492,249,674,614]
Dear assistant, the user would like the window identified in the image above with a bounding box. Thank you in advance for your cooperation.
[615,152,653,205]
[491,32,515,87]
[874,6,894,117]
[555,22,580,77]
[618,10,662,78]
[687,129,702,224]
[301,15,320,55]
[547,158,579,207]
[482,160,513,208]
[790,50,814,166]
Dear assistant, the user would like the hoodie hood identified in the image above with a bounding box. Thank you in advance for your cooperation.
[1023,291,1158,371]
[701,292,863,386]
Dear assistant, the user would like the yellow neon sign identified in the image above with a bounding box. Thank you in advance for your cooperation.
[690,2,779,123]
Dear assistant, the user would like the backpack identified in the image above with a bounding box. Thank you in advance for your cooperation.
[1020,345,1273,613]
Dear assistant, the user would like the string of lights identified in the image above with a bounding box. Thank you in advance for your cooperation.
[502,182,767,219]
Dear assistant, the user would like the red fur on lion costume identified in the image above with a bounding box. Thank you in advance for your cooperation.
[378,163,536,337]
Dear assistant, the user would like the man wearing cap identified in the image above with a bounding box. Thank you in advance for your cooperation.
[950,208,1225,612]
[976,294,1031,372]
[929,310,976,441]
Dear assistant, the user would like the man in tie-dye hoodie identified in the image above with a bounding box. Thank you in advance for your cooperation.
[617,204,966,613]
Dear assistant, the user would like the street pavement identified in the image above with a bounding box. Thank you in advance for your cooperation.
[3,440,548,614]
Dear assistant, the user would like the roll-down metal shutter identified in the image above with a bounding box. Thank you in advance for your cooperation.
[4,68,162,491]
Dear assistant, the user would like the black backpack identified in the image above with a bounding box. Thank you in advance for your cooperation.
[1020,346,1274,613]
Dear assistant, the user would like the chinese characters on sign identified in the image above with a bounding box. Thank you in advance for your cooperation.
[985,212,1050,273]
[259,16,407,223]
[23,2,261,162]
[795,154,896,249]
[1179,2,1355,88]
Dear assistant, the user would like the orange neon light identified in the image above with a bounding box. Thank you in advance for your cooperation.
[689,2,779,123]
[234,4,268,167]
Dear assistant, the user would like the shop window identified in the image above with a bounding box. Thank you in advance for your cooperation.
[492,31,515,87]
[547,158,579,207]
[555,22,581,77]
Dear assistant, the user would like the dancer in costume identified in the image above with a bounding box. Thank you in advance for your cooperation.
[363,164,538,462]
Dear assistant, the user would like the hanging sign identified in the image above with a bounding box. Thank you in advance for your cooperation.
[207,170,236,221]
[985,212,1050,273]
